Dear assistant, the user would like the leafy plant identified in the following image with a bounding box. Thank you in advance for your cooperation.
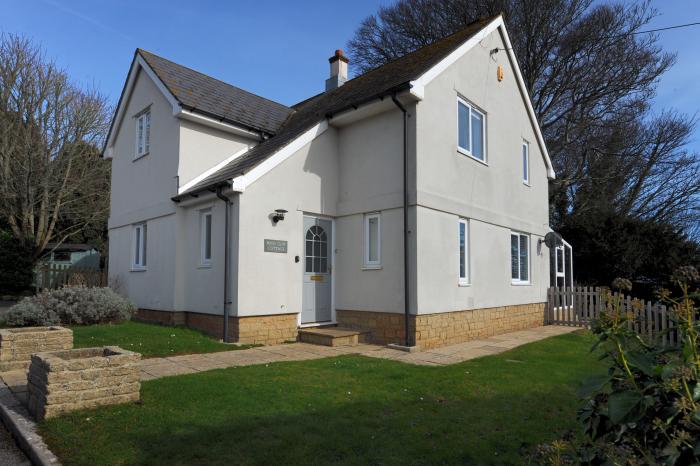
[7,286,136,326]
[572,269,700,464]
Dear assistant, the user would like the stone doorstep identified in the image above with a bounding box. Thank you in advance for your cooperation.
[297,327,369,347]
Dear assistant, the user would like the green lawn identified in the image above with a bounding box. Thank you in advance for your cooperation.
[71,321,255,358]
[41,331,603,465]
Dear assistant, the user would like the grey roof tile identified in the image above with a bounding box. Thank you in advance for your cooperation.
[138,49,293,135]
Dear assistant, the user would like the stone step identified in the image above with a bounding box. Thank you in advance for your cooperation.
[298,327,368,347]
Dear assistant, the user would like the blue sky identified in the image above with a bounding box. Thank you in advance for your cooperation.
[2,0,699,150]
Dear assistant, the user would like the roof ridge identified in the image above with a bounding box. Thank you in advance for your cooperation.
[338,14,501,88]
[137,48,292,111]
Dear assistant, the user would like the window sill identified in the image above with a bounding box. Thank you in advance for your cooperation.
[133,152,149,162]
[458,281,471,287]
[523,181,531,187]
[362,265,382,270]
[130,267,147,272]
[457,147,488,166]
[511,281,531,286]
[197,263,212,269]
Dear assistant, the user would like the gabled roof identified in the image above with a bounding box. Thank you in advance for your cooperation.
[138,50,293,136]
[176,15,507,198]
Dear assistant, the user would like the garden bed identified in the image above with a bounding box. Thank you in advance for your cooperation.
[0,326,72,371]
[27,346,141,420]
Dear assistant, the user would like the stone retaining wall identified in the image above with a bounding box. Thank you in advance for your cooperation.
[27,346,141,420]
[338,303,546,349]
[0,327,73,371]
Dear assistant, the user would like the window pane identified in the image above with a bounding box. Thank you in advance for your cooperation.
[458,102,470,151]
[522,144,528,181]
[319,240,327,259]
[511,234,519,280]
[368,217,379,262]
[313,241,320,257]
[142,224,147,266]
[459,222,466,279]
[314,257,320,273]
[135,227,141,265]
[306,240,312,256]
[320,258,327,273]
[204,214,212,260]
[145,112,151,153]
[305,257,312,273]
[137,117,143,154]
[471,110,484,160]
[519,235,528,281]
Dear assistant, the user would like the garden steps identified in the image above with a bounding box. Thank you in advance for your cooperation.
[297,327,370,347]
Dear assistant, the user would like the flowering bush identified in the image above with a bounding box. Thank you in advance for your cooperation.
[6,286,136,326]
[537,268,700,465]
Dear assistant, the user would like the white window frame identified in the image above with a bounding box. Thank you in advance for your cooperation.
[457,96,487,164]
[199,210,212,267]
[522,141,530,185]
[458,218,470,285]
[510,231,530,285]
[132,223,147,270]
[134,109,151,159]
[363,213,381,269]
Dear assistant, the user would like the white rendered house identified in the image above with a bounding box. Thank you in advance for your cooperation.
[105,15,568,349]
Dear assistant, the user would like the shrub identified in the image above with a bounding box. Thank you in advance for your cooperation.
[6,286,136,327]
[537,270,700,465]
[0,230,35,294]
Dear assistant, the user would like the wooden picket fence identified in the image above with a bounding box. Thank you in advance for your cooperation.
[547,286,682,346]
[35,264,107,291]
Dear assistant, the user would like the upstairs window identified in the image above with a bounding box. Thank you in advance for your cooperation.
[200,210,212,266]
[457,98,486,162]
[511,231,529,284]
[135,109,151,159]
[133,223,147,270]
[364,213,381,268]
[522,141,530,184]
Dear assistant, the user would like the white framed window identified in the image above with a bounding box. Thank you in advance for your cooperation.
[458,218,469,285]
[135,109,151,159]
[522,141,530,184]
[363,213,381,268]
[511,231,530,284]
[457,97,486,162]
[132,223,147,270]
[200,210,212,266]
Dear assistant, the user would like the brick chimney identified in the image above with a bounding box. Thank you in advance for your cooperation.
[326,49,349,91]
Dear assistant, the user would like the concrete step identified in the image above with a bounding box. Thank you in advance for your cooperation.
[298,327,367,347]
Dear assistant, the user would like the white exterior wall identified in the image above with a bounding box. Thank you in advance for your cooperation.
[108,70,179,309]
[178,121,255,188]
[108,68,250,314]
[234,108,408,319]
[414,27,550,314]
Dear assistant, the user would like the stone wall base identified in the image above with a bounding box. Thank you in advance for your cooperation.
[338,303,546,350]
[135,309,298,346]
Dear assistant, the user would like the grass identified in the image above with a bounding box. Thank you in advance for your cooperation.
[41,331,604,465]
[71,321,255,358]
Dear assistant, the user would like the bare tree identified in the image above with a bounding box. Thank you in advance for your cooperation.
[0,34,111,262]
[347,0,700,235]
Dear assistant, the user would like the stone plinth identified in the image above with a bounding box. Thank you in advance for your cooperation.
[0,327,73,371]
[27,346,141,420]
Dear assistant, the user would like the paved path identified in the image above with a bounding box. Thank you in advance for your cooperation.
[136,325,579,380]
[0,424,30,465]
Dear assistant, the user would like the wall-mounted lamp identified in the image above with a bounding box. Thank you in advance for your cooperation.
[272,209,287,224]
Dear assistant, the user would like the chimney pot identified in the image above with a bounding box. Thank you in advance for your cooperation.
[326,49,349,91]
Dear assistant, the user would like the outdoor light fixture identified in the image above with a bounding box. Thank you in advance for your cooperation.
[272,209,287,224]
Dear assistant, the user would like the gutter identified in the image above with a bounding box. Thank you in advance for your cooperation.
[215,186,232,342]
[391,94,412,348]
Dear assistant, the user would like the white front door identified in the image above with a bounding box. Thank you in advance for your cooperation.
[301,216,332,324]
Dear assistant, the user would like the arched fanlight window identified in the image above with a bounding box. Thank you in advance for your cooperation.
[305,225,328,273]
